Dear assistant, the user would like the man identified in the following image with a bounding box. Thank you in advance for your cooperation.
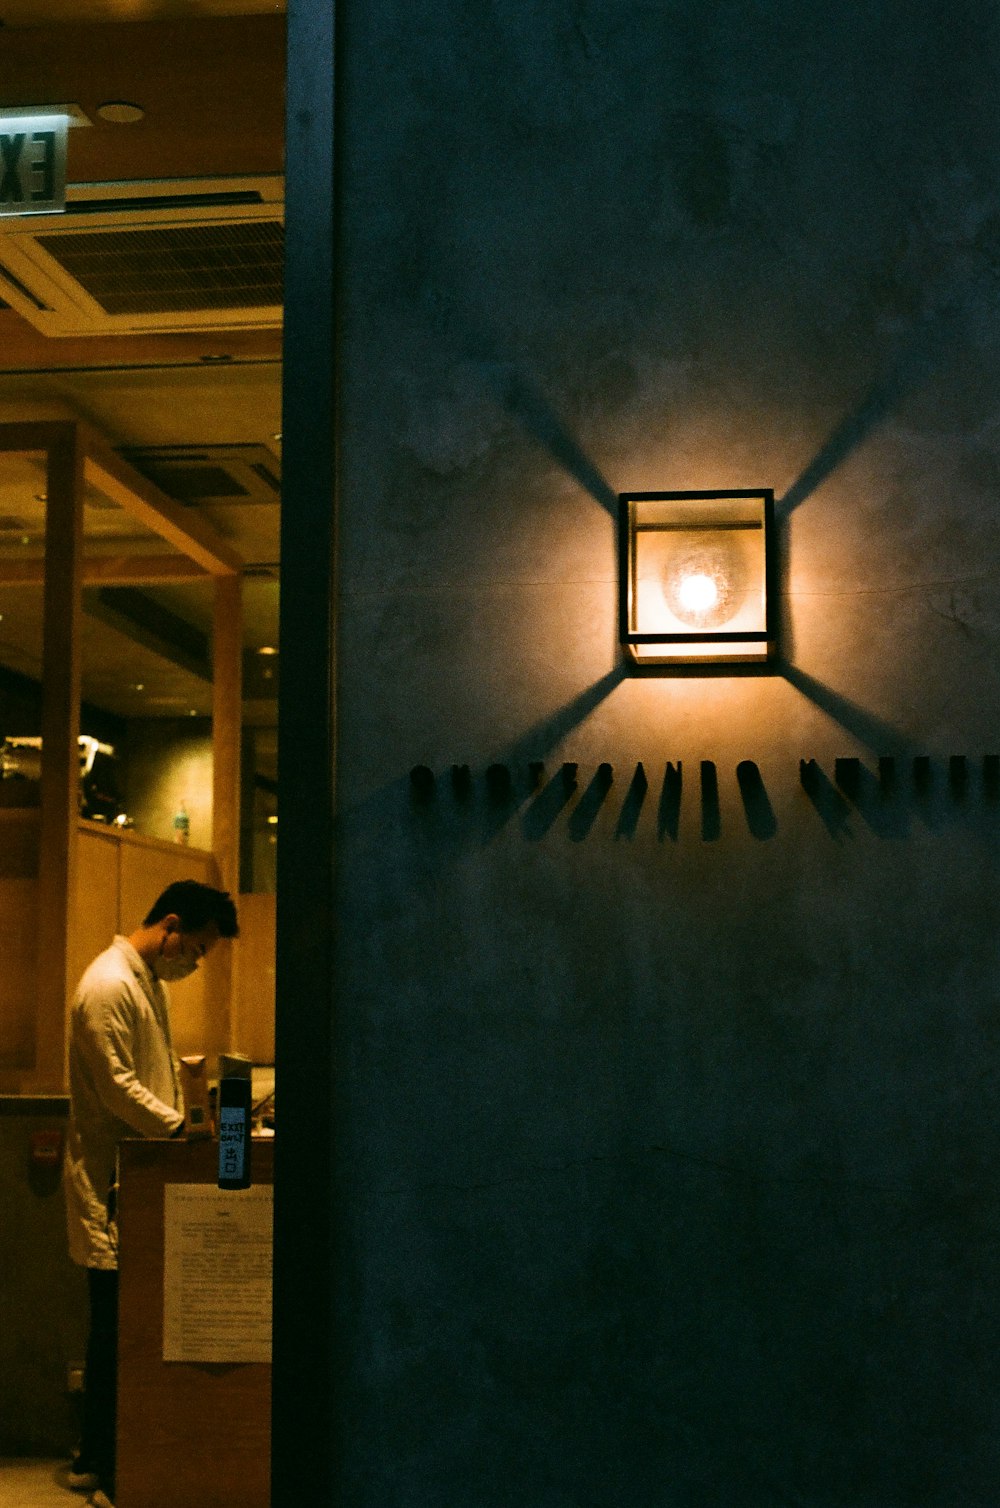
[64,880,239,1508]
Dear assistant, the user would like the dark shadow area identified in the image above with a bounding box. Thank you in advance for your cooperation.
[985,755,1000,800]
[780,661,913,755]
[478,762,519,843]
[522,762,579,841]
[910,755,944,831]
[834,757,911,839]
[615,762,648,839]
[658,761,683,841]
[736,761,777,840]
[498,371,619,518]
[701,760,720,842]
[451,763,474,800]
[485,763,513,803]
[800,759,854,839]
[409,764,436,803]
[568,763,614,841]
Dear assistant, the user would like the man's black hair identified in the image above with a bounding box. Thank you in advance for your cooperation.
[143,880,239,938]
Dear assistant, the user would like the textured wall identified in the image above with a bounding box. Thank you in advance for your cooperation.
[123,719,213,849]
[333,2,1000,1502]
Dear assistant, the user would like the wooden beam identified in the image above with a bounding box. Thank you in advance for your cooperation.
[0,554,212,587]
[35,425,85,1093]
[0,418,241,574]
[0,418,242,574]
[81,425,243,577]
[0,308,282,375]
[0,419,75,455]
[211,572,243,1053]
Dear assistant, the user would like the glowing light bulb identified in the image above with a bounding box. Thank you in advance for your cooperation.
[677,572,719,615]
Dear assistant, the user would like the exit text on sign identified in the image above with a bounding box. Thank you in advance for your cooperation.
[0,116,68,215]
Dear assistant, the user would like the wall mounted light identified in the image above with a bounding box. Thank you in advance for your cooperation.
[619,489,775,667]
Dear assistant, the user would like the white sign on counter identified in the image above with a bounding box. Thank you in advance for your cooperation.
[163,1183,273,1363]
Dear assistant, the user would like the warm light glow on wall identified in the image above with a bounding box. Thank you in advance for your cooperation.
[619,489,775,667]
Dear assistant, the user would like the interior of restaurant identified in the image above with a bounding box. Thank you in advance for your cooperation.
[0,0,285,1476]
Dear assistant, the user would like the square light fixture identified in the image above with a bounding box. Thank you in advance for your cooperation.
[619,489,775,667]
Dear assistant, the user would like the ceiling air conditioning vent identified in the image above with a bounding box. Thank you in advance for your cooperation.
[0,176,283,337]
[117,444,281,506]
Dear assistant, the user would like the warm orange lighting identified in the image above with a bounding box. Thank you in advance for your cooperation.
[619,489,775,668]
[676,571,719,617]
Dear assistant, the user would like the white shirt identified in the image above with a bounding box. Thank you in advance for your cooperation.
[64,936,184,1269]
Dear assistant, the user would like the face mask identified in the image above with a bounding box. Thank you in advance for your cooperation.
[154,945,198,983]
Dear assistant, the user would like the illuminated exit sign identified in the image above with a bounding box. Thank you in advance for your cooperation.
[0,112,69,215]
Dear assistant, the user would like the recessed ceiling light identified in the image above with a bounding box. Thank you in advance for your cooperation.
[96,101,145,124]
[134,683,144,692]
[257,645,278,656]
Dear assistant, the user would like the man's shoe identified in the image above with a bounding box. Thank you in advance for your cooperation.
[66,1456,99,1491]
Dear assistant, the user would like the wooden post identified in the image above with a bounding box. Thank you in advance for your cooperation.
[36,423,84,1092]
[211,571,242,1054]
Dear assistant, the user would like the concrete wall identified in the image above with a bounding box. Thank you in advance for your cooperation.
[0,1104,87,1455]
[332,2,1000,1502]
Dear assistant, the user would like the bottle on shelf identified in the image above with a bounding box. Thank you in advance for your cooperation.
[173,799,190,846]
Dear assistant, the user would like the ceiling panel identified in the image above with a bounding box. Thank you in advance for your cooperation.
[0,8,284,729]
[0,4,284,32]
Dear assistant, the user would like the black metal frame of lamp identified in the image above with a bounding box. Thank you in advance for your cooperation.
[618,488,777,673]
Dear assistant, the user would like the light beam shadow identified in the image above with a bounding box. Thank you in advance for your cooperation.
[776,304,960,522]
[778,660,915,756]
[487,367,619,518]
[492,663,628,770]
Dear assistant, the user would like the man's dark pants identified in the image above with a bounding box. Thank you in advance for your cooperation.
[81,1267,118,1494]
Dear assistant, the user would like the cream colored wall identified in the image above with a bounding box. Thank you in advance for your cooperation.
[231,890,275,1063]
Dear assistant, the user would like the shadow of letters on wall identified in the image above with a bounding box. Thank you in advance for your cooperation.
[409,755,1000,843]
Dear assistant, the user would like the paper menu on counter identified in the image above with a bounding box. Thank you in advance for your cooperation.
[163,1182,273,1363]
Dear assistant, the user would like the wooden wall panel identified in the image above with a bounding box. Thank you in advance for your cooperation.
[0,811,40,879]
[233,892,276,1064]
[0,877,40,1070]
[74,826,120,1003]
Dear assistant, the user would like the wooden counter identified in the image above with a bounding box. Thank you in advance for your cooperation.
[116,1137,273,1508]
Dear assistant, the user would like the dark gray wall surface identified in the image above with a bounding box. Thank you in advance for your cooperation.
[332,2,1000,1502]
